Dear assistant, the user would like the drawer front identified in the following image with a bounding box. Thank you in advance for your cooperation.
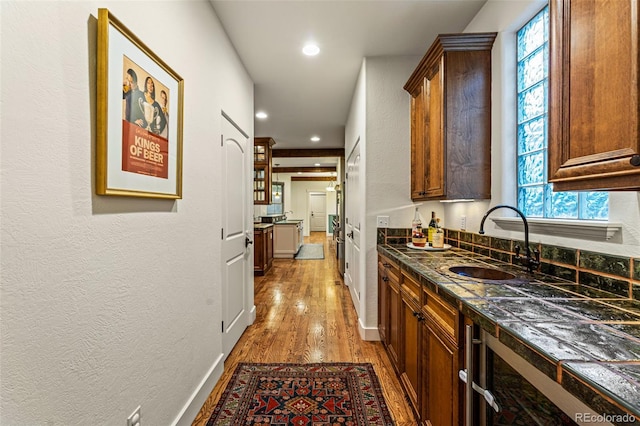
[379,254,401,283]
[401,272,421,303]
[423,287,457,340]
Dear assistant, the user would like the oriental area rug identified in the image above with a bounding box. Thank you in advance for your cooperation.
[206,362,394,426]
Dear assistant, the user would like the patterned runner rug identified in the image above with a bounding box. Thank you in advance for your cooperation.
[206,362,394,425]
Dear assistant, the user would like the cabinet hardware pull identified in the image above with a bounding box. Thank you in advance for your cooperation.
[383,263,391,267]
[382,277,389,282]
[631,155,640,167]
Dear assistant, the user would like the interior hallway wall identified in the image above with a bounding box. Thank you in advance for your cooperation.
[0,1,254,425]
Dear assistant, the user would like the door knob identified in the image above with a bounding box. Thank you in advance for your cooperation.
[245,237,253,247]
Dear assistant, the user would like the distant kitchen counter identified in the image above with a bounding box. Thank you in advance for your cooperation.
[253,223,273,230]
[275,219,303,225]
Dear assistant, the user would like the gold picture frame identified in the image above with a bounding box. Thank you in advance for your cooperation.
[96,8,183,198]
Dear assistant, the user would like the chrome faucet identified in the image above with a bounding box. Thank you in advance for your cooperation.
[479,204,540,273]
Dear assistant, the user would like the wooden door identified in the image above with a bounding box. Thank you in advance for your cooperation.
[254,229,265,274]
[400,291,421,415]
[411,82,427,199]
[378,262,389,343]
[425,59,445,198]
[221,115,251,358]
[387,276,401,373]
[549,0,640,191]
[421,322,459,426]
[265,227,273,270]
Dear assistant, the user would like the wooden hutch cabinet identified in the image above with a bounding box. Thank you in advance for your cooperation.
[548,0,640,191]
[404,33,496,201]
[254,137,275,205]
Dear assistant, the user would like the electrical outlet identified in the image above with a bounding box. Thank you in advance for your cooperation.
[127,406,141,426]
[460,215,467,231]
[376,215,390,228]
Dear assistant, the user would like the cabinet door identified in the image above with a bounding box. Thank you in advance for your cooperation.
[549,0,640,191]
[387,277,401,372]
[254,165,270,205]
[254,230,265,273]
[424,60,445,198]
[411,83,428,199]
[378,264,389,344]
[266,227,273,270]
[421,322,459,426]
[401,291,421,414]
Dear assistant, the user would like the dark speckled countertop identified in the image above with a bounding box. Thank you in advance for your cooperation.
[378,243,640,421]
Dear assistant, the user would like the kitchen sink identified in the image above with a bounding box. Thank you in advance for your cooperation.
[448,266,516,281]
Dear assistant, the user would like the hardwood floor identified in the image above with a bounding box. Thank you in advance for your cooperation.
[192,232,416,425]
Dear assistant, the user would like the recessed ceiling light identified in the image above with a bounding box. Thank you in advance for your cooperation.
[255,111,268,119]
[297,172,302,174]
[314,163,320,167]
[310,136,320,142]
[302,43,320,56]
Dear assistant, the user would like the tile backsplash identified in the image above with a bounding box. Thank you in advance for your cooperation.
[378,227,640,300]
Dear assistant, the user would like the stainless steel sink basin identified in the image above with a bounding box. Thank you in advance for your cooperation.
[448,266,516,281]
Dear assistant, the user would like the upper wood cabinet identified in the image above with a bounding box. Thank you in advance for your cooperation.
[405,33,496,201]
[548,0,640,191]
[254,137,275,204]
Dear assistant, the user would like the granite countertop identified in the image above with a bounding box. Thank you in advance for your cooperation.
[378,243,640,421]
[275,219,303,225]
[253,223,274,230]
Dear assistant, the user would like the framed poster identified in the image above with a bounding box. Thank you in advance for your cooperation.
[96,8,183,198]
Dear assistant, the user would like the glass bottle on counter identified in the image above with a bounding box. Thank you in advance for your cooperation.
[412,224,427,247]
[432,218,444,248]
[427,211,437,244]
[411,207,422,237]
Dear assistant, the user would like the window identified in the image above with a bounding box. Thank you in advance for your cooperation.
[266,181,284,214]
[516,7,608,220]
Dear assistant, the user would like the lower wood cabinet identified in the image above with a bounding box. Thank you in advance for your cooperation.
[254,225,273,275]
[401,273,422,415]
[377,254,463,426]
[421,316,461,425]
[378,254,401,372]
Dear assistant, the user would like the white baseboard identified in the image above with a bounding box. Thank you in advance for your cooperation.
[249,304,256,324]
[171,352,225,426]
[358,317,381,341]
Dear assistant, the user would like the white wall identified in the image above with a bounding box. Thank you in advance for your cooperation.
[1,2,254,425]
[290,179,336,236]
[345,56,425,338]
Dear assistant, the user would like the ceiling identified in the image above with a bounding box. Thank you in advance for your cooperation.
[211,0,487,170]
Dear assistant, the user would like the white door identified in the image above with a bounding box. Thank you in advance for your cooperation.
[221,115,251,358]
[345,141,361,311]
[309,192,326,231]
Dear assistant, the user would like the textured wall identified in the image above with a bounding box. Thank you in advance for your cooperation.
[344,57,421,335]
[0,1,253,425]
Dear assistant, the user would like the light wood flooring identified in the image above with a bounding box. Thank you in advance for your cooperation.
[192,232,416,425]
